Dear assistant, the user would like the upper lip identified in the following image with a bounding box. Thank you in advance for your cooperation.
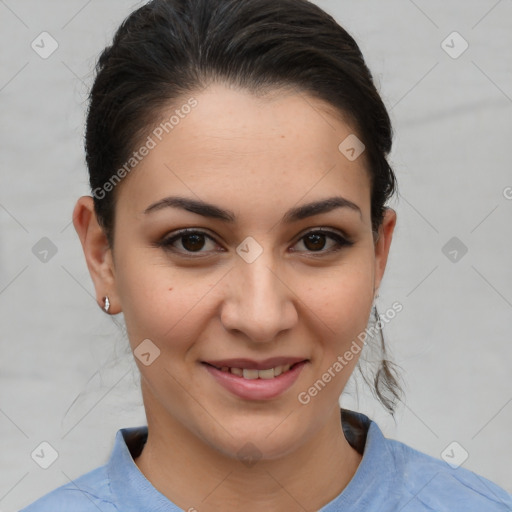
[203,357,308,370]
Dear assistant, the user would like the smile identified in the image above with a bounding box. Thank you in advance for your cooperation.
[202,359,309,400]
[206,363,299,379]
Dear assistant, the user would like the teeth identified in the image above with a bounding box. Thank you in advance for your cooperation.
[258,368,275,379]
[219,363,298,379]
[242,369,259,379]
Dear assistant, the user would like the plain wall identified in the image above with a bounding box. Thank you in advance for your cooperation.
[0,1,511,510]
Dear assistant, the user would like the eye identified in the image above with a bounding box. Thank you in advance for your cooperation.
[157,229,220,256]
[291,229,353,254]
[156,227,353,257]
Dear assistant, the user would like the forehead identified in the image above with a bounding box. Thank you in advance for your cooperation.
[116,82,371,225]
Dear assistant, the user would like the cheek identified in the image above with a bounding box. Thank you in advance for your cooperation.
[305,260,375,343]
[114,251,208,349]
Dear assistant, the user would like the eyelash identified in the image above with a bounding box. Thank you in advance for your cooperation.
[156,228,354,258]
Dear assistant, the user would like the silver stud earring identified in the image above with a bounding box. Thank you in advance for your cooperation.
[103,296,110,313]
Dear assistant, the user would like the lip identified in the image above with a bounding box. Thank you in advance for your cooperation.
[203,356,307,370]
[202,358,309,400]
[202,360,308,400]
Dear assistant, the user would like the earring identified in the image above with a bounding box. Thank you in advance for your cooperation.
[103,296,110,313]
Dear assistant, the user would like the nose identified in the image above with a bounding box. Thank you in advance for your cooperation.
[220,253,298,344]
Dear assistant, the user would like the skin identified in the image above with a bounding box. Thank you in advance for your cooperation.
[73,82,396,512]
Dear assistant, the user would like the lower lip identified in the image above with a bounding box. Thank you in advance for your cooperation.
[203,361,308,400]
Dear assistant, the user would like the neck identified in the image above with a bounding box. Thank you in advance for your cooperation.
[134,404,362,512]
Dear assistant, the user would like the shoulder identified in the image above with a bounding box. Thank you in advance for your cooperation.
[19,464,117,512]
[385,436,512,511]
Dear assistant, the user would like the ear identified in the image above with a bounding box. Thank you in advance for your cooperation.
[372,207,397,296]
[72,196,121,314]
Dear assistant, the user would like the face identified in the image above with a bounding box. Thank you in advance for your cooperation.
[75,83,396,461]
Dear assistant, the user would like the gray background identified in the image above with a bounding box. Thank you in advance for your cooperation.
[1,0,511,510]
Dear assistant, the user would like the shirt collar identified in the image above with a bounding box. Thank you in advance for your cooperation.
[321,410,394,510]
[107,408,381,511]
[107,425,182,512]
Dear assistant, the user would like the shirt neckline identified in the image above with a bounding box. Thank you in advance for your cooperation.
[107,408,383,511]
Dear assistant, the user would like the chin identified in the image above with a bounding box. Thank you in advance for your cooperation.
[198,412,311,463]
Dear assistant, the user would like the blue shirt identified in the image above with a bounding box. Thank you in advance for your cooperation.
[20,409,512,511]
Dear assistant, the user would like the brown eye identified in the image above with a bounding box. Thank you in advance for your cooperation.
[303,232,327,251]
[158,229,219,255]
[157,228,353,258]
[292,229,353,254]
[180,233,206,252]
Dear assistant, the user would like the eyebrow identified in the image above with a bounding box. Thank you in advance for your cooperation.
[143,195,362,223]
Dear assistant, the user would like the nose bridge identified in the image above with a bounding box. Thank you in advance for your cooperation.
[221,244,296,342]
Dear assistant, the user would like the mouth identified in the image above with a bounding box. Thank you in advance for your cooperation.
[201,357,309,400]
[202,361,306,380]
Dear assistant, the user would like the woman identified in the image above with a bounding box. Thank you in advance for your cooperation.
[21,0,512,510]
